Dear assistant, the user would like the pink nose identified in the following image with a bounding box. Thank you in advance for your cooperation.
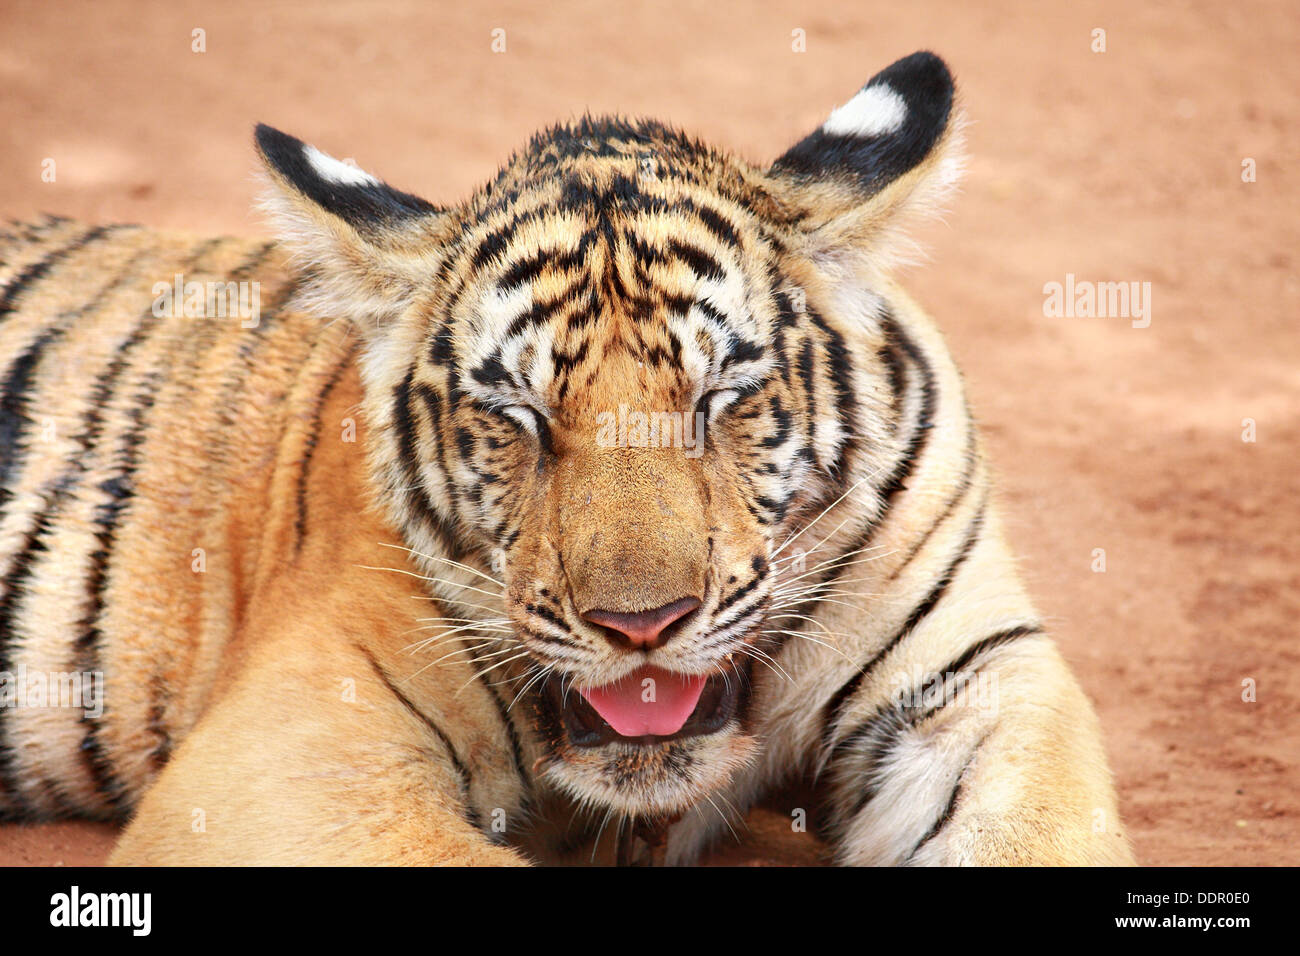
[582,597,702,650]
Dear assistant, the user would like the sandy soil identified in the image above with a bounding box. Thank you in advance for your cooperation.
[0,0,1295,866]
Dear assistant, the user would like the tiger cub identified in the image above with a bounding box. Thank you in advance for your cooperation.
[0,52,1132,865]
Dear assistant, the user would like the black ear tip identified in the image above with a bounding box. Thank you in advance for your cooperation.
[892,50,949,73]
[865,51,954,132]
[254,123,304,165]
[871,51,953,95]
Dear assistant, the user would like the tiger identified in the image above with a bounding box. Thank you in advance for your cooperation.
[0,51,1132,866]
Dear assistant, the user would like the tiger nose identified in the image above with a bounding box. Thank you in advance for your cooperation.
[581,597,702,651]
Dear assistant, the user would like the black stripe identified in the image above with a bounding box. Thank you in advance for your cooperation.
[0,232,173,813]
[74,288,213,808]
[209,272,298,433]
[714,566,765,617]
[495,234,594,292]
[72,238,226,808]
[524,601,569,633]
[0,227,117,505]
[501,283,589,342]
[665,239,726,283]
[679,197,742,249]
[0,500,63,814]
[878,340,907,435]
[518,624,575,647]
[936,624,1042,692]
[903,729,992,865]
[294,345,355,554]
[831,702,910,822]
[802,309,924,569]
[885,416,978,583]
[226,240,277,282]
[757,395,793,449]
[454,636,532,796]
[358,646,483,831]
[0,225,111,324]
[821,498,987,754]
[870,315,936,505]
[835,623,1040,818]
[394,374,463,558]
[796,337,818,466]
[146,673,173,773]
[138,241,279,778]
[0,325,66,503]
[803,303,859,478]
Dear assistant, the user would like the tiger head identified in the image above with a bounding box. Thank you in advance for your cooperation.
[257,52,963,821]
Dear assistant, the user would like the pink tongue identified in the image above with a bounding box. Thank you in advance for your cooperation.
[579,665,707,737]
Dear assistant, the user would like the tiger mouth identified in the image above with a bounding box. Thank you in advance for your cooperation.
[544,666,746,748]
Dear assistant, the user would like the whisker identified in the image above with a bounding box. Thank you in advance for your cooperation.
[409,594,508,617]
[734,642,793,683]
[355,564,504,600]
[404,620,514,642]
[765,612,848,637]
[708,658,733,696]
[379,542,506,589]
[419,640,505,669]
[413,621,509,629]
[771,596,883,613]
[404,632,509,656]
[759,629,855,663]
[458,651,534,692]
[801,542,893,573]
[402,627,514,654]
[508,660,556,712]
[772,539,888,570]
[772,554,895,591]
[770,586,888,607]
[771,469,879,560]
[437,643,522,668]
[702,792,741,845]
[591,807,619,865]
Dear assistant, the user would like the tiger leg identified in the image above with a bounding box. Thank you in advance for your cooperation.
[819,637,1134,866]
[110,573,532,865]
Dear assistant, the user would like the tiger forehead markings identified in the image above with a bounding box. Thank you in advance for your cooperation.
[0,52,1132,865]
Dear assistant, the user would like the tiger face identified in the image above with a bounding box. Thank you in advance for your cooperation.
[257,52,962,819]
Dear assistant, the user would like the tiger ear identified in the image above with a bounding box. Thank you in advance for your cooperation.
[254,124,448,331]
[769,51,965,272]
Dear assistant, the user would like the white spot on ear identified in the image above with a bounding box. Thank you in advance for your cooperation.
[822,83,908,138]
[303,144,379,186]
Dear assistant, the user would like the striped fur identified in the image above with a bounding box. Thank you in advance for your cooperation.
[0,52,1131,865]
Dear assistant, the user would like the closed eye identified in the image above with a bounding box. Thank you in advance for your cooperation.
[698,388,741,424]
[500,404,555,456]
[469,399,553,452]
[697,375,769,424]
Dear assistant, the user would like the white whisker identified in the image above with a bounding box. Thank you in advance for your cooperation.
[379,542,506,589]
[355,564,504,600]
[771,470,878,560]
[759,629,854,663]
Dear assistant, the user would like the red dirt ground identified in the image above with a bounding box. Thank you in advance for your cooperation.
[0,0,1295,866]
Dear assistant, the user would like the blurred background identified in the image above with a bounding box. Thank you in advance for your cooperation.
[1,0,1296,865]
